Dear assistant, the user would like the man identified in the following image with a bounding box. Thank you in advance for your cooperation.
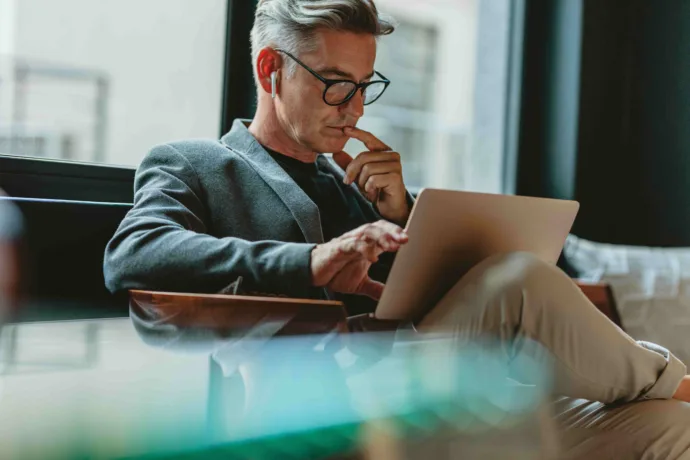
[104,0,690,456]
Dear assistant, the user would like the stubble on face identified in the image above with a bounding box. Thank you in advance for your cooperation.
[282,30,377,154]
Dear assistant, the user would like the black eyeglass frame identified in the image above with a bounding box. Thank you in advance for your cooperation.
[275,49,391,106]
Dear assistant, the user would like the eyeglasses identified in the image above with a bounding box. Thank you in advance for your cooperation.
[275,49,390,106]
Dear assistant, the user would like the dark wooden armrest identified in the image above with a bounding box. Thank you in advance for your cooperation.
[0,240,20,321]
[130,281,620,338]
[347,313,403,333]
[129,290,349,336]
[575,281,623,329]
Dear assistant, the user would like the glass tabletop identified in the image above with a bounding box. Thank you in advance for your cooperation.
[0,317,553,459]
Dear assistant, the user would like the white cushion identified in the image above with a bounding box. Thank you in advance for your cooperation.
[564,235,690,365]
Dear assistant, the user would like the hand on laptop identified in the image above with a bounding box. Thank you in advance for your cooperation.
[310,220,408,300]
[333,127,410,226]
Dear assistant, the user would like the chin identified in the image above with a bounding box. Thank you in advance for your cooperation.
[317,138,348,154]
[308,127,348,153]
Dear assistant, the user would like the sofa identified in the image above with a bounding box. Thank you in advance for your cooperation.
[565,234,690,365]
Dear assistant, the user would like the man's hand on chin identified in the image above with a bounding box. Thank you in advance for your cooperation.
[332,127,411,226]
[310,220,408,300]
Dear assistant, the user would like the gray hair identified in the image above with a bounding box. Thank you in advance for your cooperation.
[251,0,395,78]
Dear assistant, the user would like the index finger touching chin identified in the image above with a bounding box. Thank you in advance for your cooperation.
[344,126,390,151]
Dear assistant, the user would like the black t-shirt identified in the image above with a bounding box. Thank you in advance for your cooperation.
[265,147,393,315]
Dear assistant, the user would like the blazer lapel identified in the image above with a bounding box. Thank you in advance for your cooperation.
[220,119,325,244]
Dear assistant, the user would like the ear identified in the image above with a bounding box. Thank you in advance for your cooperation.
[256,48,282,96]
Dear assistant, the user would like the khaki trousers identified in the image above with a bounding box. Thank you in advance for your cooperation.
[419,252,690,459]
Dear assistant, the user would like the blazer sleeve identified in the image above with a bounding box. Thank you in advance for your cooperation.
[103,144,317,297]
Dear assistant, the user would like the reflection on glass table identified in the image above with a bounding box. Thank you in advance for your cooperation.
[0,316,555,459]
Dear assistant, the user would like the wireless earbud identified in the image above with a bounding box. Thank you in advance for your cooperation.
[271,71,277,99]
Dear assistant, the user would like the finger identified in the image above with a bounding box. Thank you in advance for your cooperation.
[342,220,406,243]
[363,173,403,199]
[364,176,383,202]
[344,151,401,185]
[332,150,353,171]
[344,233,402,256]
[338,236,381,262]
[339,229,395,261]
[344,126,390,151]
[357,161,402,190]
[366,220,409,247]
[371,219,407,238]
[356,223,391,249]
[363,183,377,203]
[339,222,404,255]
[357,277,386,301]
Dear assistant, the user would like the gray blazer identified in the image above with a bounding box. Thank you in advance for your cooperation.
[104,119,395,301]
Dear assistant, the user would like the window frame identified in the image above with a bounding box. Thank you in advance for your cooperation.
[0,0,255,202]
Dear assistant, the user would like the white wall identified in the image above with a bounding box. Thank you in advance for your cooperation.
[9,0,227,165]
[0,0,18,128]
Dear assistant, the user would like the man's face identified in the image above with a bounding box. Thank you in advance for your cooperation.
[276,29,377,154]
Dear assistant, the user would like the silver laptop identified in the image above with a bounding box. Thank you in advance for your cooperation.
[374,189,580,321]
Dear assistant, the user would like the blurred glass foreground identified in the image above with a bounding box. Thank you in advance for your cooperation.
[0,317,557,459]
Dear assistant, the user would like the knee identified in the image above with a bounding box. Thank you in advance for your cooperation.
[428,252,569,324]
[471,252,573,314]
[480,251,561,290]
[560,400,690,459]
[628,400,690,457]
[642,398,690,425]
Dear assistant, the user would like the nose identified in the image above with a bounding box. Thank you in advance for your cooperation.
[340,89,364,118]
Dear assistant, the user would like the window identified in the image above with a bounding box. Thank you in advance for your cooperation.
[0,0,227,166]
[345,0,514,193]
[1,0,517,194]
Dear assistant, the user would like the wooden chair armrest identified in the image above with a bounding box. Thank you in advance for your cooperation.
[129,280,624,337]
[129,290,349,335]
[0,237,21,322]
[575,281,623,329]
[347,313,403,333]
